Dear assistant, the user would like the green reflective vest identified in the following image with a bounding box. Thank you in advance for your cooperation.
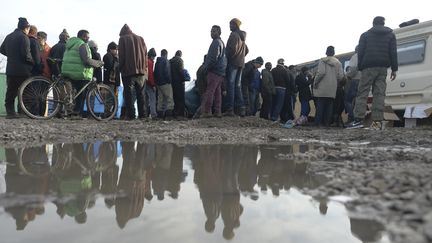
[61,37,93,81]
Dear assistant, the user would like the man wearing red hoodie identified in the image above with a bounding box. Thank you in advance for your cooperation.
[146,48,157,119]
[118,24,148,120]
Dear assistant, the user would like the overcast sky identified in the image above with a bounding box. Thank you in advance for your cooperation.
[1,0,431,78]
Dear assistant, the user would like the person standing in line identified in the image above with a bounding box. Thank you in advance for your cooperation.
[48,29,69,76]
[170,50,186,118]
[61,30,104,118]
[102,42,120,93]
[88,40,102,83]
[241,57,263,116]
[0,17,34,119]
[154,49,174,119]
[28,25,42,76]
[345,46,361,123]
[199,25,227,118]
[118,24,148,120]
[295,66,313,125]
[312,46,344,127]
[347,16,398,130]
[280,64,296,123]
[146,48,157,119]
[224,18,248,117]
[270,58,290,122]
[37,31,51,78]
[260,62,275,120]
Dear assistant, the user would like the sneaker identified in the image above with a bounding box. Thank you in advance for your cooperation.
[282,119,296,129]
[346,119,364,129]
[369,121,383,130]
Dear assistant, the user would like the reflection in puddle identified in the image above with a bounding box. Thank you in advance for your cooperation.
[0,143,389,243]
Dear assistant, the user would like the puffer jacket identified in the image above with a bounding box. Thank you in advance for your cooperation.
[313,56,344,98]
[358,25,398,72]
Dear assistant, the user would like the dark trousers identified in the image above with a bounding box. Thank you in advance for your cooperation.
[123,75,146,119]
[280,92,295,123]
[5,75,28,114]
[71,80,87,115]
[315,97,334,126]
[260,92,273,120]
[172,81,185,117]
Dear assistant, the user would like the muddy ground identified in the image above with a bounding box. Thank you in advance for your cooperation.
[1,116,432,243]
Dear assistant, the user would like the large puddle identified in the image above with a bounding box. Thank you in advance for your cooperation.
[0,142,389,243]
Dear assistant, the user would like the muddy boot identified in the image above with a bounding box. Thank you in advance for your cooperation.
[200,112,212,118]
[239,107,246,117]
[223,109,235,117]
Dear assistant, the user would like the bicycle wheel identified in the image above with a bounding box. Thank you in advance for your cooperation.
[86,84,118,121]
[19,76,62,119]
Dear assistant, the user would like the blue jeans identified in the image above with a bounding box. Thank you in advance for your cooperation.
[300,99,310,117]
[271,87,286,121]
[249,88,259,115]
[224,65,244,112]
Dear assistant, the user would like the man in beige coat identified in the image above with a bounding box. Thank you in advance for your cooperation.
[313,46,344,126]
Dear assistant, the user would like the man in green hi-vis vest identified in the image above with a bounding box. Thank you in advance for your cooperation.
[62,30,104,118]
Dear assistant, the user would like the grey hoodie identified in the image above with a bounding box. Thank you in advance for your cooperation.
[313,56,344,98]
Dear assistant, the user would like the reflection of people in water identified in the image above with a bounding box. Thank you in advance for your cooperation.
[4,146,49,230]
[152,143,173,200]
[51,143,93,224]
[350,217,385,243]
[166,145,184,199]
[194,145,223,233]
[99,142,119,208]
[221,145,243,240]
[238,145,259,200]
[115,142,151,229]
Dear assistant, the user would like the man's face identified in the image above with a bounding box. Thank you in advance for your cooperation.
[81,33,90,43]
[229,22,237,31]
[210,27,220,39]
[23,27,30,35]
[110,48,118,56]
[37,36,46,46]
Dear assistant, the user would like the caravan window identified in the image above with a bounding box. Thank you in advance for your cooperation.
[397,40,426,65]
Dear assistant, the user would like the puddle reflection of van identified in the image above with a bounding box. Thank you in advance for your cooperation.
[386,20,432,116]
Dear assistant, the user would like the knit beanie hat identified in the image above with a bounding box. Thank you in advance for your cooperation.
[59,29,69,41]
[254,56,264,65]
[17,17,30,30]
[230,18,242,27]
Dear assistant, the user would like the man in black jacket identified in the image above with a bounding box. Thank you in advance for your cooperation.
[48,29,69,76]
[0,17,33,119]
[347,16,398,130]
[170,50,186,118]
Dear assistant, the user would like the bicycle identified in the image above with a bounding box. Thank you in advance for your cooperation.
[18,58,118,121]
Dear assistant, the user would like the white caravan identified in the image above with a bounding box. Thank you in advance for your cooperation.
[387,20,432,119]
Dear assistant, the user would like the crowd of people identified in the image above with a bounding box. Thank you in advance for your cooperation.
[1,16,398,129]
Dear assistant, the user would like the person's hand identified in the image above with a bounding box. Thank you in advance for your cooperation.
[390,71,397,81]
[96,60,104,68]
